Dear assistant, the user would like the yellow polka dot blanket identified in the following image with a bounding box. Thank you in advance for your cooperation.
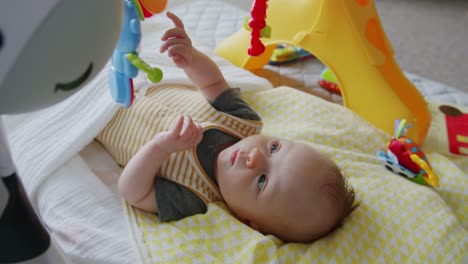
[124,87,467,263]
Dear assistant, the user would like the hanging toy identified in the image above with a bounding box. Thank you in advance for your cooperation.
[139,0,167,18]
[244,0,271,56]
[377,119,440,187]
[109,0,165,108]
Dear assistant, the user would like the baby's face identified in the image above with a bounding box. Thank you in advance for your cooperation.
[216,135,343,242]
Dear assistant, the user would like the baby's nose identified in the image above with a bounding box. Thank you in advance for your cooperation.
[246,147,262,168]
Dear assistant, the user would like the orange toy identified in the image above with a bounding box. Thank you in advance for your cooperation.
[139,0,167,15]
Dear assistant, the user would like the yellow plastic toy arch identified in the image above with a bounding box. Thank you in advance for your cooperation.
[216,0,431,144]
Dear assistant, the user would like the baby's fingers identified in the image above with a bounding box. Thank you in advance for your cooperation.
[180,115,196,138]
[187,123,203,147]
[166,11,185,29]
[161,27,187,42]
[180,116,202,145]
[192,123,203,146]
[160,28,190,55]
[160,38,189,54]
[170,115,184,136]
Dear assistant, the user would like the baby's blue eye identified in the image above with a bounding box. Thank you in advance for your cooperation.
[258,175,267,190]
[270,143,278,153]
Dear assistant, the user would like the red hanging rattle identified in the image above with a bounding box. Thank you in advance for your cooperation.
[247,0,270,56]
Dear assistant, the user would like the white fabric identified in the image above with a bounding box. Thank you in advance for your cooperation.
[37,155,135,264]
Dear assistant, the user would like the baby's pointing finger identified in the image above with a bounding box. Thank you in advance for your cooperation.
[166,11,184,29]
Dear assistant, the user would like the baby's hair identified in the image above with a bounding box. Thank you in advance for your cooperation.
[318,164,359,240]
[329,165,359,233]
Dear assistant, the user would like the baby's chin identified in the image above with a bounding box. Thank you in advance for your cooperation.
[214,144,232,181]
[216,142,235,164]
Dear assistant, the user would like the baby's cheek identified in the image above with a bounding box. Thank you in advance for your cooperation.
[219,172,243,196]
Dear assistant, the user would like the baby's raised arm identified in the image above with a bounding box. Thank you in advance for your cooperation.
[118,115,203,213]
[160,12,229,103]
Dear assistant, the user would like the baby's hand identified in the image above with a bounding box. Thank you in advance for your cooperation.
[157,115,203,154]
[160,12,193,68]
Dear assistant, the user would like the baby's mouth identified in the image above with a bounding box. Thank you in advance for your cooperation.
[230,149,240,165]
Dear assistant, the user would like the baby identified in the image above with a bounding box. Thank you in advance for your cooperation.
[117,12,357,243]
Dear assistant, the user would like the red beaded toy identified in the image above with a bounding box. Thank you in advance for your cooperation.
[247,0,269,56]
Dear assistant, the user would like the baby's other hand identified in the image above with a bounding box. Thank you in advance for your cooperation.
[160,12,193,68]
[158,115,203,153]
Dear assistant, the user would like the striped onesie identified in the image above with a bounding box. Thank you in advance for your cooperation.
[97,86,262,221]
